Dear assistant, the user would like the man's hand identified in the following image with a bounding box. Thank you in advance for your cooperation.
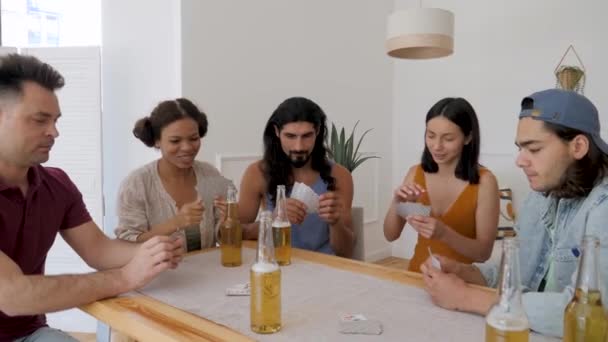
[120,236,184,290]
[420,261,468,311]
[174,199,205,229]
[423,254,487,286]
[286,198,307,224]
[318,191,341,225]
[429,254,462,275]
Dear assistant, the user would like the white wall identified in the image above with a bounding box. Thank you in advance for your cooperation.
[391,0,608,258]
[180,0,395,261]
[101,0,182,232]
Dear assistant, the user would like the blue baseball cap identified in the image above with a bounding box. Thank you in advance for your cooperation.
[519,89,608,155]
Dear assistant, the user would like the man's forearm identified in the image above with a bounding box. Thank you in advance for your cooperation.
[0,269,129,316]
[458,264,488,286]
[459,285,496,315]
[329,221,355,258]
[80,235,138,271]
[92,238,138,270]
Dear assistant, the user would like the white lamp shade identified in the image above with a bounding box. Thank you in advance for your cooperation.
[386,8,454,59]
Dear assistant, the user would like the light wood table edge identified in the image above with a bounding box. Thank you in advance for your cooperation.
[80,294,254,342]
[242,241,495,293]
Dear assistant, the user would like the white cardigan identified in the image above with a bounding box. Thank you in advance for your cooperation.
[114,160,233,249]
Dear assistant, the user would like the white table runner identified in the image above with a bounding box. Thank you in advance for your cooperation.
[139,249,558,342]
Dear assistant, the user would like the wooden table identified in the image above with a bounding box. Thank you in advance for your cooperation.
[80,242,489,342]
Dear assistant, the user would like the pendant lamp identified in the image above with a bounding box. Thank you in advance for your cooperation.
[386,7,454,59]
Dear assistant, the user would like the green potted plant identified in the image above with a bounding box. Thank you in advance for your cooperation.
[327,121,379,261]
[328,121,379,173]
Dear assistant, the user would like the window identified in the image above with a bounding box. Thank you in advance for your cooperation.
[1,0,101,47]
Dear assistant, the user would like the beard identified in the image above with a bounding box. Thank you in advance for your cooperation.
[288,151,311,168]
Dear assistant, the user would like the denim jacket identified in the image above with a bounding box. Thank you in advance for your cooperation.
[477,177,608,337]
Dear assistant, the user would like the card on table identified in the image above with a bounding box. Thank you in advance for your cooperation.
[338,314,383,335]
[225,282,250,296]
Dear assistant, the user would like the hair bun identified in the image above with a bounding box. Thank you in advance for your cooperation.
[133,116,155,147]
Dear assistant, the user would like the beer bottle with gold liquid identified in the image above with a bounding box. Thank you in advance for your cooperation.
[564,235,607,342]
[273,185,291,266]
[220,185,242,267]
[250,210,282,334]
[485,237,530,342]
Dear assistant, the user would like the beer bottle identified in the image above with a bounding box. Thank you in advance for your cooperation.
[250,210,282,334]
[564,235,607,342]
[273,185,292,266]
[220,185,242,267]
[485,237,530,342]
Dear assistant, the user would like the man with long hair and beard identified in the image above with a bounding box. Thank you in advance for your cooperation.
[239,97,355,257]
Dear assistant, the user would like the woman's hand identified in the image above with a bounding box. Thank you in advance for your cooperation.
[174,199,205,229]
[393,182,425,203]
[407,215,447,240]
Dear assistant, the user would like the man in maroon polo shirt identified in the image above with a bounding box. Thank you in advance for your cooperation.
[0,54,184,341]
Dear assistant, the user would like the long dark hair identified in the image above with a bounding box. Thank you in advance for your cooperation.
[543,122,608,198]
[420,97,481,184]
[262,97,335,205]
[132,98,208,147]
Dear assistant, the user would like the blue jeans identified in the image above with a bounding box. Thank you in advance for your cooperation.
[13,327,78,342]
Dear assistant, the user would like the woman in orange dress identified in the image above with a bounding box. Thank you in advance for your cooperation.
[384,98,500,272]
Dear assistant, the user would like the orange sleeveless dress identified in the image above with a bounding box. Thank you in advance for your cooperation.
[407,165,489,272]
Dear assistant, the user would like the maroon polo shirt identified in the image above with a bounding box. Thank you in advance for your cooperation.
[0,165,92,341]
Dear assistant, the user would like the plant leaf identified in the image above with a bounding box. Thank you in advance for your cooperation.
[351,155,380,172]
[339,127,346,166]
[330,123,339,159]
[353,128,373,160]
[345,121,358,171]
[327,120,379,172]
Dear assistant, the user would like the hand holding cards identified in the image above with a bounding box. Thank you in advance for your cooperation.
[290,182,319,213]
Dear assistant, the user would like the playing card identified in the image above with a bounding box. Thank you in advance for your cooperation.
[396,202,431,218]
[225,283,250,296]
[339,318,383,335]
[340,313,367,322]
[428,247,442,271]
[291,182,319,213]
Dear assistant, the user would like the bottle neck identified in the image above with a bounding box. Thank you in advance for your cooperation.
[226,186,239,220]
[275,185,289,222]
[576,235,601,293]
[497,239,523,304]
[256,212,276,264]
[226,202,238,219]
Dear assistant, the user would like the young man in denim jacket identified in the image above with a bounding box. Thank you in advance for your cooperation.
[419,88,608,338]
